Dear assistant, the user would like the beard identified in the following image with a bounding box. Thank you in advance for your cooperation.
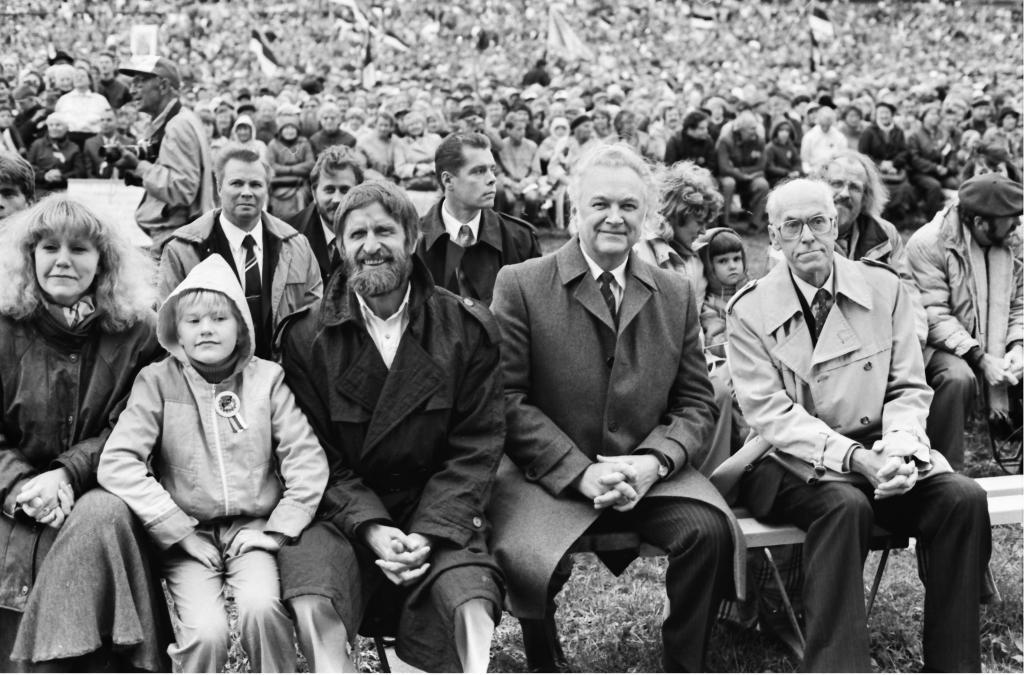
[346,246,411,297]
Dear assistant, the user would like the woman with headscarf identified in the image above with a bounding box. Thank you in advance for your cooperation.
[267,103,315,218]
[0,196,169,671]
[26,113,83,192]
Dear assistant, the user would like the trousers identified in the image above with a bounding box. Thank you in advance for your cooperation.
[741,460,990,672]
[162,522,295,673]
[546,497,732,672]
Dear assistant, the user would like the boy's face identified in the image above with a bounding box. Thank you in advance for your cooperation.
[177,298,239,365]
[712,251,745,287]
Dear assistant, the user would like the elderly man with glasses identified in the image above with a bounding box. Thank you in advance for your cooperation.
[724,178,991,672]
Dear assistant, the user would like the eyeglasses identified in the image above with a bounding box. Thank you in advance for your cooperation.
[774,214,834,240]
[827,178,865,196]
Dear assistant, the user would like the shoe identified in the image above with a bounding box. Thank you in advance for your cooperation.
[519,617,570,672]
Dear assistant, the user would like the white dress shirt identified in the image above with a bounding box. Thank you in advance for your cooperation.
[441,201,482,246]
[220,214,264,284]
[356,286,412,369]
[790,266,835,306]
[580,243,627,311]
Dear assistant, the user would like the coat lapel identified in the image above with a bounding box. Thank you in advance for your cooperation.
[557,238,617,332]
[362,322,444,453]
[761,265,813,380]
[617,254,654,335]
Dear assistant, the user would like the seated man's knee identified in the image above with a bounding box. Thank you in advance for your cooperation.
[820,485,873,526]
[750,176,769,194]
[667,505,731,558]
[183,610,231,659]
[235,585,286,625]
[720,176,736,192]
[931,354,975,389]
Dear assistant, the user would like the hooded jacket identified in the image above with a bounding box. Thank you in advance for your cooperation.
[99,254,328,549]
[765,120,801,184]
[229,114,269,163]
[695,227,748,355]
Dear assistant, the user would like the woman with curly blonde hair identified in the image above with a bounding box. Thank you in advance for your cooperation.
[634,160,740,477]
[0,195,171,671]
[635,160,724,306]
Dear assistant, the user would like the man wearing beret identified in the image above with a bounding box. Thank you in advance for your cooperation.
[907,173,1023,468]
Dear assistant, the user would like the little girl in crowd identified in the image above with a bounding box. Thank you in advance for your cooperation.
[98,254,328,672]
[696,227,749,361]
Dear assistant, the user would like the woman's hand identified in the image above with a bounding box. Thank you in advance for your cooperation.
[17,468,72,524]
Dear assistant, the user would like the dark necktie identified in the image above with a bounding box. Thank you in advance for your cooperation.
[599,272,618,323]
[455,224,475,248]
[811,288,834,342]
[242,235,261,298]
[327,239,340,274]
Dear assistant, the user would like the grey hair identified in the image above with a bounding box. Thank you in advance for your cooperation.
[567,143,660,233]
[812,149,889,221]
[766,179,837,227]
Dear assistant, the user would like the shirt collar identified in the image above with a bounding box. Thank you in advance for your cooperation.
[579,241,628,290]
[220,212,264,254]
[790,265,835,305]
[441,200,482,243]
[355,283,412,323]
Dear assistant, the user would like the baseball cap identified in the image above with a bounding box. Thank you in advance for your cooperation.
[118,56,181,89]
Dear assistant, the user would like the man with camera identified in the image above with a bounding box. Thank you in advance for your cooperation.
[114,56,216,255]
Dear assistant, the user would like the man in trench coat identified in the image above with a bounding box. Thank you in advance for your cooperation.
[489,143,744,672]
[277,181,504,673]
[725,178,991,672]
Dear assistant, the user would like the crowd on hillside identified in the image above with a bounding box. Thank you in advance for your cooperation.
[0,0,1021,227]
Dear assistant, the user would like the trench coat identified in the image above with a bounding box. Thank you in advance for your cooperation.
[279,257,505,671]
[724,254,944,511]
[488,238,745,619]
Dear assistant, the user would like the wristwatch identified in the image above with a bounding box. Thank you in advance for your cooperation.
[646,451,672,480]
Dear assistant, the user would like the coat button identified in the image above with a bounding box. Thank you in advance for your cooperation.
[863,362,872,371]
[20,585,28,596]
[69,354,78,362]
[525,468,537,480]
[605,356,614,368]
[463,298,474,307]
[67,415,73,424]
[608,421,619,432]
[472,516,483,528]
[860,416,870,425]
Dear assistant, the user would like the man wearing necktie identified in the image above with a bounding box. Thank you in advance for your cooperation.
[158,144,322,359]
[417,132,540,304]
[726,178,990,672]
[288,146,365,282]
[489,143,742,672]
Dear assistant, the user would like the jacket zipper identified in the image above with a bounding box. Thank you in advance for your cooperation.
[210,385,231,516]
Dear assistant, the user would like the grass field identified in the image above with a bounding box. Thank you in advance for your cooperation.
[222,227,1022,672]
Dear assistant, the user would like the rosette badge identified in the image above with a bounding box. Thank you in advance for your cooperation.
[215,391,248,432]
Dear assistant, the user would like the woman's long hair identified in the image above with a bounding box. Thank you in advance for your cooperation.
[0,195,155,331]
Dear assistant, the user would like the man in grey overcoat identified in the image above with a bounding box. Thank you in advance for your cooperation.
[489,143,744,672]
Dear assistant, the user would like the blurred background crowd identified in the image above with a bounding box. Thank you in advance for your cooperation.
[1,0,1021,228]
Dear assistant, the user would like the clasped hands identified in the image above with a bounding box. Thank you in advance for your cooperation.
[365,524,432,587]
[573,454,662,512]
[14,468,75,529]
[854,430,945,500]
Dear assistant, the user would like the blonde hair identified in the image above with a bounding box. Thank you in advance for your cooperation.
[648,160,724,241]
[0,195,155,331]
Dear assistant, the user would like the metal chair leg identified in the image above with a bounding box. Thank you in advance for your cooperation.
[762,547,806,652]
[866,547,891,617]
[375,637,391,673]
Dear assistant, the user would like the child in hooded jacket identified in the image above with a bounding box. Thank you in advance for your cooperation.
[765,119,802,186]
[98,254,328,673]
[696,227,749,361]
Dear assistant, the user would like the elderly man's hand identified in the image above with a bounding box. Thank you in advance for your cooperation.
[575,461,638,509]
[872,430,929,459]
[851,446,918,499]
[1003,344,1024,380]
[596,454,662,512]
